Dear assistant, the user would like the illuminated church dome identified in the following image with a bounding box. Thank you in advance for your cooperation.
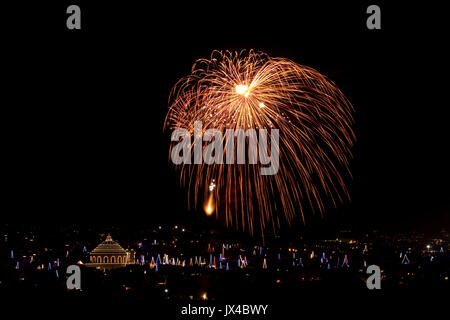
[87,234,134,269]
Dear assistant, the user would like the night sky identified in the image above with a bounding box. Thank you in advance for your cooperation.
[3,2,449,234]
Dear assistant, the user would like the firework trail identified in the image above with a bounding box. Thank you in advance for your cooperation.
[164,50,355,234]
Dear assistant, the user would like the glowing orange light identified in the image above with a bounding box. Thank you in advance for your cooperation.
[204,193,215,216]
[235,84,249,97]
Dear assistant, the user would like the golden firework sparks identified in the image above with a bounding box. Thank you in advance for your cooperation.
[164,50,355,234]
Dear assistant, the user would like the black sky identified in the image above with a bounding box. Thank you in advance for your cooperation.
[3,1,449,234]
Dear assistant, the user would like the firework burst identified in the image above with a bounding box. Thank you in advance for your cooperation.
[164,50,355,234]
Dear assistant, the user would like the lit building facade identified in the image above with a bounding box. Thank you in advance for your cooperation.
[86,235,135,270]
